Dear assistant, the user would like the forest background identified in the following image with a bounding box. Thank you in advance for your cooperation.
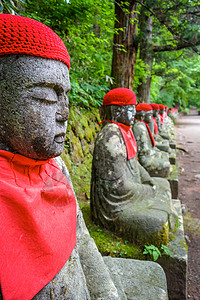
[1,0,200,259]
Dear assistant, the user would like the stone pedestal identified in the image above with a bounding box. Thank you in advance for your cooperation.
[158,200,188,300]
[168,164,179,199]
[104,257,168,300]
[169,149,176,165]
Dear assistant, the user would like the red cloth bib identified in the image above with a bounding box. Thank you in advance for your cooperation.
[153,117,159,134]
[159,113,164,125]
[0,150,77,300]
[104,120,137,159]
[135,119,156,147]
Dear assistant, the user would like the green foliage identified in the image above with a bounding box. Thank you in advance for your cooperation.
[0,0,25,13]
[24,0,114,107]
[143,244,171,261]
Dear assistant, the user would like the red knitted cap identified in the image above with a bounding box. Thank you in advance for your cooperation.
[150,103,159,110]
[159,104,165,110]
[103,88,137,106]
[136,103,152,112]
[0,14,70,69]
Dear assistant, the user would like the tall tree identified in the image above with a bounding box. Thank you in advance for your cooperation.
[136,0,200,103]
[111,0,138,89]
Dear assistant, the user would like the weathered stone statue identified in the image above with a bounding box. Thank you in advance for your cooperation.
[133,103,171,178]
[158,104,176,149]
[149,103,170,153]
[91,88,177,248]
[0,14,169,300]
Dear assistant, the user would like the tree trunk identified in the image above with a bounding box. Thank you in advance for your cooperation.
[137,12,153,103]
[111,1,138,89]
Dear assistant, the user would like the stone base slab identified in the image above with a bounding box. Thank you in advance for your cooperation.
[103,256,168,300]
[158,199,188,300]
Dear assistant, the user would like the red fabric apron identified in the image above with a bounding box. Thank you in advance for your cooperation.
[103,120,137,159]
[0,150,77,300]
[153,117,159,134]
[135,119,156,147]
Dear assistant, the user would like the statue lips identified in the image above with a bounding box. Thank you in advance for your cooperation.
[54,133,65,144]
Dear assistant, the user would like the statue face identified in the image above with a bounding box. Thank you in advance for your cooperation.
[0,56,70,159]
[135,111,145,121]
[153,110,159,118]
[114,105,136,126]
[159,109,164,115]
[144,111,153,124]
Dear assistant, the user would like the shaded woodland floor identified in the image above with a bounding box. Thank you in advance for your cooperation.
[176,109,200,299]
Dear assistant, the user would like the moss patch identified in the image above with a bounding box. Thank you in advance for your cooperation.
[70,154,93,202]
[82,205,144,260]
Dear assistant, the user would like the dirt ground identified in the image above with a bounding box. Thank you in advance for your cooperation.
[176,108,200,300]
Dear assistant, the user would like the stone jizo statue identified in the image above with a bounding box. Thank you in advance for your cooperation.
[91,88,178,248]
[0,14,123,300]
[133,103,171,178]
[158,104,176,148]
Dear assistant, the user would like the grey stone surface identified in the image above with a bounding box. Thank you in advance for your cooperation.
[0,55,70,159]
[104,257,168,300]
[158,200,188,300]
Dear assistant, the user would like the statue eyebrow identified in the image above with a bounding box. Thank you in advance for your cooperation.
[27,82,71,93]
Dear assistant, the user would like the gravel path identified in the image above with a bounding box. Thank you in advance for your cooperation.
[176,109,200,300]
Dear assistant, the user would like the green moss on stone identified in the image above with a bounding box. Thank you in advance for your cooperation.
[61,150,72,172]
[70,154,93,202]
[81,205,144,260]
[85,127,94,142]
[81,139,90,155]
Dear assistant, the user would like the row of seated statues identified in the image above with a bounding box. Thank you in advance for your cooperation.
[91,89,178,247]
[0,14,180,300]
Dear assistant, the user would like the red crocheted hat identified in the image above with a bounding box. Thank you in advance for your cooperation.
[150,103,159,110]
[159,104,165,110]
[103,88,137,106]
[0,14,70,69]
[136,103,152,111]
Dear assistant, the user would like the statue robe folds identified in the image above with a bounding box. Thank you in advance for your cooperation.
[133,120,171,178]
[91,122,178,245]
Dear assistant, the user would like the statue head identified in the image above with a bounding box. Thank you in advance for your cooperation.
[150,103,159,118]
[159,104,165,115]
[136,103,152,124]
[0,14,70,160]
[102,88,137,126]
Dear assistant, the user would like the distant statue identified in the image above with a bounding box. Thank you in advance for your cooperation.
[158,104,176,148]
[91,88,177,247]
[133,103,171,178]
[0,14,121,300]
[149,103,170,152]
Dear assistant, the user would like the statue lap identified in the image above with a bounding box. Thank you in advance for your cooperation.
[133,121,171,178]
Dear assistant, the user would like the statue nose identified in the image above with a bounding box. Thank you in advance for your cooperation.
[56,106,69,122]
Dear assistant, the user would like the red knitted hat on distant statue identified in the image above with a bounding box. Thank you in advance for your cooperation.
[159,104,165,110]
[0,14,70,69]
[103,88,137,106]
[136,103,152,111]
[150,103,160,110]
